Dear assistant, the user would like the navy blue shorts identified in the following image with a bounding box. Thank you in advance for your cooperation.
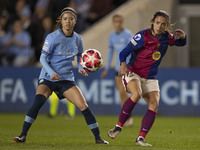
[115,71,120,76]
[38,79,76,99]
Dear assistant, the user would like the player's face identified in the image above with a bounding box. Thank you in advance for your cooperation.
[61,12,76,32]
[152,16,168,36]
[112,17,123,32]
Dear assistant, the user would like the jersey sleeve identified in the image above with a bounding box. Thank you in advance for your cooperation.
[42,34,54,55]
[128,32,144,51]
[168,32,187,46]
[105,35,114,70]
[40,34,56,77]
[120,32,144,63]
[77,35,84,70]
[40,53,56,77]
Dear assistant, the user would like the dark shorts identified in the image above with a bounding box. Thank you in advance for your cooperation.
[38,79,76,99]
[115,71,120,77]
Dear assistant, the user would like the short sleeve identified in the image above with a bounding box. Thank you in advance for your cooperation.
[42,34,54,55]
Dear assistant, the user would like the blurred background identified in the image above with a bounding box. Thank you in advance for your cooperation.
[0,0,200,116]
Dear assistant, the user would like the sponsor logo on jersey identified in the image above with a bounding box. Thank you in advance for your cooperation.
[134,34,141,41]
[120,38,125,42]
[43,46,48,51]
[44,40,48,45]
[43,40,49,51]
[157,43,161,48]
[128,72,134,77]
[152,51,161,61]
[131,39,137,46]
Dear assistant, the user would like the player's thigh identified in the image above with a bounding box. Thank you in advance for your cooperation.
[62,86,88,111]
[36,84,52,99]
[115,76,125,92]
[127,79,142,103]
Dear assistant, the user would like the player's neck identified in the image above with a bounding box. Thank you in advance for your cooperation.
[62,28,73,36]
[151,29,160,37]
[116,28,123,34]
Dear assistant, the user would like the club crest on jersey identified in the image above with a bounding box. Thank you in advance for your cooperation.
[75,42,78,48]
[152,51,161,61]
[134,34,141,41]
[42,46,48,51]
[157,43,161,48]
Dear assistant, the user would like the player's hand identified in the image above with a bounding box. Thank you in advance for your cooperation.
[119,62,128,76]
[51,73,62,80]
[174,29,186,39]
[101,70,108,79]
[79,69,88,76]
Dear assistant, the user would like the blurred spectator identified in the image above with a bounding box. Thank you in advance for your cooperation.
[1,20,32,67]
[70,0,92,20]
[42,16,53,39]
[32,0,49,23]
[20,7,31,31]
[29,0,49,62]
[9,0,31,24]
[0,11,9,37]
[0,0,128,66]
[0,11,10,65]
[48,0,71,22]
[69,0,91,33]
[87,0,112,24]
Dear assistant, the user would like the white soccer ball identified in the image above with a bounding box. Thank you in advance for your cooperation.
[80,49,103,72]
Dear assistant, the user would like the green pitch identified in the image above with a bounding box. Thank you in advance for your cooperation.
[0,114,200,150]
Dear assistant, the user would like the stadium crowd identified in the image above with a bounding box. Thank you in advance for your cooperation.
[0,0,128,67]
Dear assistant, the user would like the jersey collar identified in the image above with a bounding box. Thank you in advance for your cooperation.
[59,28,74,37]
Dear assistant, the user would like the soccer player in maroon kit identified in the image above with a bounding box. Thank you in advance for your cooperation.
[107,10,186,146]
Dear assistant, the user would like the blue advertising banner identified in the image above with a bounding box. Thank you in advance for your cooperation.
[0,67,200,116]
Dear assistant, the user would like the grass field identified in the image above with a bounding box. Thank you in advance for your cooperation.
[0,114,200,150]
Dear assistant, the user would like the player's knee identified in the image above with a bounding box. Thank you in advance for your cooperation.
[78,102,88,111]
[149,100,159,111]
[130,91,142,102]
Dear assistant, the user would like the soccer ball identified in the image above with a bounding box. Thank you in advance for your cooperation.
[80,49,103,72]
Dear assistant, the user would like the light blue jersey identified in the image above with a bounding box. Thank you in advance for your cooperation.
[105,29,133,71]
[39,28,83,82]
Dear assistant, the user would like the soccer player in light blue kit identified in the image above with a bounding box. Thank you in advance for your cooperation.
[101,14,133,126]
[14,7,108,144]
